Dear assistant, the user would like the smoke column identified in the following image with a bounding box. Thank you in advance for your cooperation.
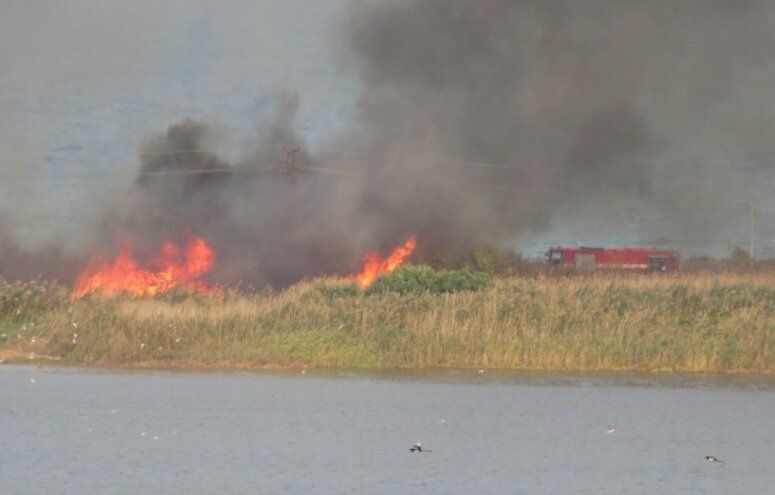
[2,0,775,286]
[335,0,775,253]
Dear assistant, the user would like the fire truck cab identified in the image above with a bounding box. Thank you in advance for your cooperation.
[545,246,680,273]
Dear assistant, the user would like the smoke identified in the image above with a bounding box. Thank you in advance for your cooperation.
[338,0,775,252]
[4,0,775,286]
[96,98,358,287]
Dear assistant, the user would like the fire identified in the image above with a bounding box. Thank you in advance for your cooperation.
[72,236,215,298]
[355,235,416,289]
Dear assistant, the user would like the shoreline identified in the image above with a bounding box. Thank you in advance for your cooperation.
[4,357,775,395]
[2,350,773,376]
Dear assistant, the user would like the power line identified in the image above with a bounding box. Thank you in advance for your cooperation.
[1,142,771,202]
[139,146,564,174]
[318,148,564,173]
[138,165,280,177]
[6,140,771,188]
[140,149,218,156]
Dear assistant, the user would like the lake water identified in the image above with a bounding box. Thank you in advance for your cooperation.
[1,366,773,494]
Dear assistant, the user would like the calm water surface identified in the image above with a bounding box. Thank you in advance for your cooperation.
[1,366,773,494]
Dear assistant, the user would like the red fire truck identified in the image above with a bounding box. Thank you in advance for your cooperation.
[545,246,680,273]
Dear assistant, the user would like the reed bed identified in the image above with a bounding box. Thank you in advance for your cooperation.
[1,272,773,372]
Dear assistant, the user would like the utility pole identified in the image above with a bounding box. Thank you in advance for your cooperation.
[748,201,756,262]
[282,145,301,183]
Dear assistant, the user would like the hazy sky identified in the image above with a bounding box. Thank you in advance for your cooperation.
[0,0,352,241]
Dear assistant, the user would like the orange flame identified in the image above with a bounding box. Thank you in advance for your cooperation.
[355,235,416,289]
[72,236,215,298]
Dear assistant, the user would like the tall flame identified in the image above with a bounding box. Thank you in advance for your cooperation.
[72,236,215,298]
[355,235,416,289]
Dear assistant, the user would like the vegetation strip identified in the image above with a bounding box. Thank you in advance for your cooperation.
[1,269,773,373]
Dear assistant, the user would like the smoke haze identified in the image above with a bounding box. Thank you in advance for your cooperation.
[2,0,774,286]
[338,0,774,248]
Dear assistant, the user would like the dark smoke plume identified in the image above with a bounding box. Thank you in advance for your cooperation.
[100,102,358,288]
[3,0,775,286]
[337,0,775,254]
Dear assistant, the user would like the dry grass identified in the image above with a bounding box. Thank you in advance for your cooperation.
[1,272,773,372]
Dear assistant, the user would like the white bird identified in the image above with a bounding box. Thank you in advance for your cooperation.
[607,425,616,434]
[29,378,35,383]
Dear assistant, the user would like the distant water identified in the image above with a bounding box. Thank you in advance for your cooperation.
[1,366,773,494]
[0,0,354,248]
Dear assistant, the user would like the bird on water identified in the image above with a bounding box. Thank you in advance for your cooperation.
[410,442,431,453]
[705,455,724,464]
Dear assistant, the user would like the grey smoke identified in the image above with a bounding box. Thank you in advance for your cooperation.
[103,102,357,287]
[3,0,775,286]
[338,0,774,251]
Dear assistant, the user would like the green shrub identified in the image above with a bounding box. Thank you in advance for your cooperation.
[366,265,490,294]
[315,281,360,299]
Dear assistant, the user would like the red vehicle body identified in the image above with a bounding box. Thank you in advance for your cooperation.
[545,246,680,273]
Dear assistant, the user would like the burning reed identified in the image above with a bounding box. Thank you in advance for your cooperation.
[1,272,773,373]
